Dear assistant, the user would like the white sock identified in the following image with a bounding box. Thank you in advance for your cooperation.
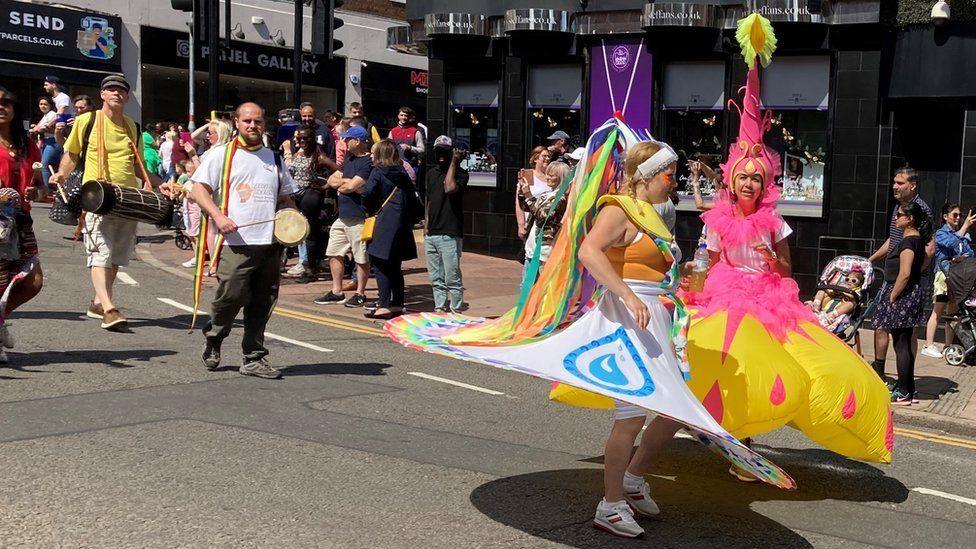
[623,471,644,491]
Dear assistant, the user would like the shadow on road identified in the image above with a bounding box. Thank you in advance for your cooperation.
[279,362,392,376]
[11,310,90,322]
[4,349,178,371]
[470,438,909,548]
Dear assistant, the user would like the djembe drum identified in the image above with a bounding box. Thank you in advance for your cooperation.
[234,208,310,246]
[80,180,175,226]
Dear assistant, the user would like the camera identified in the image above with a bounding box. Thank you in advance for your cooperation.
[931,1,950,26]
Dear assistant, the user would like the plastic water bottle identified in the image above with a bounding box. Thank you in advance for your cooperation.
[689,243,709,292]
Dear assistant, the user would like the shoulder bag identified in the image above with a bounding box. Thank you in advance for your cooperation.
[362,187,397,243]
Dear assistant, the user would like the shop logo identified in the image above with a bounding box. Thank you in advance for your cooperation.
[611,45,630,72]
[176,39,191,59]
[410,71,429,88]
[77,16,116,60]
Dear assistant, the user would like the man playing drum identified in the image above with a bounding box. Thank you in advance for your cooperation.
[190,102,298,379]
[51,75,162,331]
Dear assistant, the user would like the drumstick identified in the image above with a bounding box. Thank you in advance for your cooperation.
[234,217,277,228]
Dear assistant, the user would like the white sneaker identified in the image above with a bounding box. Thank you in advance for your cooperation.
[0,323,13,349]
[593,499,644,538]
[0,349,7,364]
[624,480,660,517]
[181,258,197,268]
[287,263,305,276]
[920,345,943,359]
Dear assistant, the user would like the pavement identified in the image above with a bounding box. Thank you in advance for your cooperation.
[1,209,975,547]
[139,222,976,439]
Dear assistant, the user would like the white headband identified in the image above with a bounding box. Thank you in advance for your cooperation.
[634,143,678,181]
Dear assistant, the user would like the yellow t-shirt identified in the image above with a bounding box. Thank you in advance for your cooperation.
[64,111,143,188]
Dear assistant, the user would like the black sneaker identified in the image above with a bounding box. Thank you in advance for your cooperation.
[314,291,345,304]
[364,300,379,311]
[202,338,221,371]
[296,272,316,284]
[344,293,367,308]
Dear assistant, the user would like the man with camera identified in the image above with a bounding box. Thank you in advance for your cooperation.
[423,136,468,313]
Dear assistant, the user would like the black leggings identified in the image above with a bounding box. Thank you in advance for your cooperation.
[295,188,325,267]
[370,254,404,308]
[891,327,916,395]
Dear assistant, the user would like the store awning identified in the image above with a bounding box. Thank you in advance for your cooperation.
[503,9,573,33]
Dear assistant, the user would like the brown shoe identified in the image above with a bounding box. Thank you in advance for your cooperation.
[86,301,104,320]
[101,309,128,331]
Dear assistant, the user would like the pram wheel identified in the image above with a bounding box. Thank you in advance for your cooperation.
[174,233,193,251]
[943,344,966,366]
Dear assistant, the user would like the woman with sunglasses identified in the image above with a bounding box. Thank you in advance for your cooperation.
[283,124,335,283]
[0,87,45,363]
[876,202,931,404]
[921,202,976,358]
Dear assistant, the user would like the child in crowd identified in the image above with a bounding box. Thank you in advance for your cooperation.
[806,267,865,334]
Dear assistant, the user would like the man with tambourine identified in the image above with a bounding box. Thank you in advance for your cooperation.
[50,75,163,332]
[189,102,299,380]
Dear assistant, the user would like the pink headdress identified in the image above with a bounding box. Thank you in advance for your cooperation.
[721,13,780,193]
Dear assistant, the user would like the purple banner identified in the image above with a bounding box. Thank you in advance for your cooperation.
[588,39,653,132]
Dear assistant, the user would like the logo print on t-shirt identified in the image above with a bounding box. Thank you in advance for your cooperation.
[235,182,253,203]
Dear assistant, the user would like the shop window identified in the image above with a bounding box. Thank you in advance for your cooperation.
[662,61,727,212]
[526,64,583,152]
[763,56,830,217]
[449,81,500,187]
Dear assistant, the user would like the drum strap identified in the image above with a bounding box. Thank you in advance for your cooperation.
[189,136,264,330]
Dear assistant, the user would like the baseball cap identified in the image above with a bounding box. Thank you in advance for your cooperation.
[568,147,585,161]
[339,125,368,140]
[432,135,453,149]
[44,75,60,85]
[547,130,570,141]
[101,74,131,92]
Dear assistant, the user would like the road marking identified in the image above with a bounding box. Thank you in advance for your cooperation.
[407,371,505,396]
[117,272,139,286]
[912,487,976,506]
[156,298,333,352]
[274,306,386,336]
[894,427,976,451]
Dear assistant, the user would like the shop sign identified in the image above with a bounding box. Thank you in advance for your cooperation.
[424,13,487,36]
[411,70,429,94]
[725,1,825,25]
[503,9,572,33]
[0,0,121,68]
[641,3,719,28]
[361,61,430,99]
[141,26,344,88]
[588,38,652,132]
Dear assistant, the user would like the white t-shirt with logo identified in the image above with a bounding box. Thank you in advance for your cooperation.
[193,144,298,246]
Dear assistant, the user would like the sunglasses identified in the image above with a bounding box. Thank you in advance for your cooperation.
[896,211,909,218]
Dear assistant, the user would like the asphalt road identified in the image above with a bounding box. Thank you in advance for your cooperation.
[1,214,975,548]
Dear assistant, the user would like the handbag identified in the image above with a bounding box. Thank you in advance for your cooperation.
[49,115,97,225]
[362,188,397,243]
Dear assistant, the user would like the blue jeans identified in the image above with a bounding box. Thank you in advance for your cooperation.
[40,138,62,189]
[424,235,463,311]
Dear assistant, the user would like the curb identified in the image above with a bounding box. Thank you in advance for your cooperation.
[893,406,976,439]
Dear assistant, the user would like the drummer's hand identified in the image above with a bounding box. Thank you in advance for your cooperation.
[24,186,38,202]
[622,292,649,330]
[214,214,238,234]
[158,182,177,196]
[49,173,64,187]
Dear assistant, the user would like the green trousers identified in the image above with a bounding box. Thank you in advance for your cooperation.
[203,245,282,362]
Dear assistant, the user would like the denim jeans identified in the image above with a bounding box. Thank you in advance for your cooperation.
[40,138,62,189]
[424,234,463,311]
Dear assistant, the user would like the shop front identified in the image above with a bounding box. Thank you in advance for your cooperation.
[139,26,345,125]
[0,0,122,125]
[404,1,888,292]
[360,61,429,136]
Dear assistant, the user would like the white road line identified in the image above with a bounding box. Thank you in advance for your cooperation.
[407,372,505,396]
[117,272,139,286]
[156,298,333,353]
[912,487,976,506]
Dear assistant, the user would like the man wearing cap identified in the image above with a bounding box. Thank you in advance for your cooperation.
[52,74,162,332]
[424,136,468,313]
[316,124,373,307]
[547,130,570,158]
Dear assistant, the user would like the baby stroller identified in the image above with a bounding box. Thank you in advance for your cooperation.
[167,205,193,251]
[942,257,976,366]
[813,255,884,354]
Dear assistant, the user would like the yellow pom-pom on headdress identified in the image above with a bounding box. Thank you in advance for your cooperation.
[736,13,777,70]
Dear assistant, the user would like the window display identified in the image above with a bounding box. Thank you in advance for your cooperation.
[449,81,500,187]
[526,64,583,150]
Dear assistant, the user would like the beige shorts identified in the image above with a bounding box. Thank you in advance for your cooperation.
[84,213,138,268]
[326,217,368,264]
[934,270,948,302]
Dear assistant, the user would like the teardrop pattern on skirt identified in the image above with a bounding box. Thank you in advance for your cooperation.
[842,389,858,419]
[769,374,786,406]
[703,381,724,423]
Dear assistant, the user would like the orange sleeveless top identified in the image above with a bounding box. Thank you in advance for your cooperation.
[606,233,668,283]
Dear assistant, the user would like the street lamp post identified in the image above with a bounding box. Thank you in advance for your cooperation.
[293,0,303,109]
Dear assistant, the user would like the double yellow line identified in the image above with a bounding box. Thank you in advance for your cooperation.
[273,306,386,337]
[894,427,976,451]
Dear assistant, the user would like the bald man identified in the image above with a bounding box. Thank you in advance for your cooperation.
[191,102,298,379]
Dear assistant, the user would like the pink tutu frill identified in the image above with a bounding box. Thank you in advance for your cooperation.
[701,187,783,249]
